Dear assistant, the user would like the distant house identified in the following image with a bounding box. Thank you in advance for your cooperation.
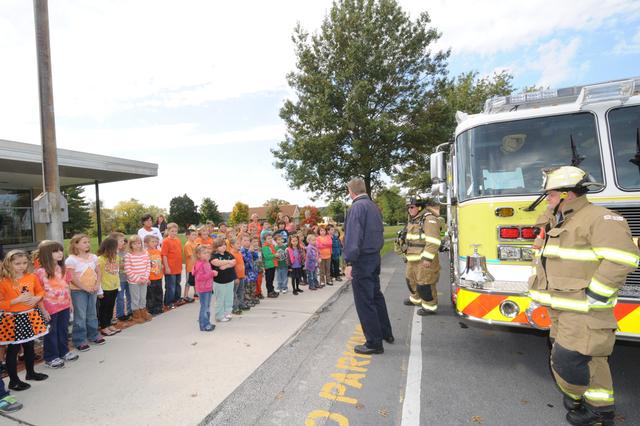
[248,204,300,224]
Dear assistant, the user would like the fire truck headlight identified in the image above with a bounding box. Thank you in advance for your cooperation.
[498,246,521,261]
[499,300,520,319]
[521,248,534,261]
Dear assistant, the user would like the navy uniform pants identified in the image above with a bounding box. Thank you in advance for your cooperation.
[352,253,393,349]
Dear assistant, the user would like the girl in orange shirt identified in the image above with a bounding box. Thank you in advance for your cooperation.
[316,226,333,286]
[0,250,49,391]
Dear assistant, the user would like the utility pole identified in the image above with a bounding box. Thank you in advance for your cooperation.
[33,0,64,243]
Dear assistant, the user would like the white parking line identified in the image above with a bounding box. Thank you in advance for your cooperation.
[401,308,422,426]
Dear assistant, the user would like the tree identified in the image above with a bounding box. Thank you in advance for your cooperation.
[146,205,168,223]
[200,197,222,224]
[300,205,321,226]
[374,186,406,225]
[113,199,147,234]
[273,0,449,199]
[394,70,513,193]
[262,198,290,207]
[229,202,249,226]
[168,194,199,230]
[61,185,92,238]
[325,199,347,223]
[89,200,117,237]
[265,202,282,225]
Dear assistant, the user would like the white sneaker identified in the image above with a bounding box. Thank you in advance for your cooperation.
[63,351,79,362]
[224,313,233,320]
[282,289,288,294]
[217,317,230,322]
[45,358,65,369]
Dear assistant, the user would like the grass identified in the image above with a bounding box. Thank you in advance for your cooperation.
[380,240,395,257]
[383,225,403,240]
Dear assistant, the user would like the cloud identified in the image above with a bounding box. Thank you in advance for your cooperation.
[613,28,640,54]
[531,37,587,88]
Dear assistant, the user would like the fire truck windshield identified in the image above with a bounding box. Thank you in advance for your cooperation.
[608,105,640,190]
[456,112,604,201]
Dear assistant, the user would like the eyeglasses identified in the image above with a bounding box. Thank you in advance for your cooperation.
[408,205,418,209]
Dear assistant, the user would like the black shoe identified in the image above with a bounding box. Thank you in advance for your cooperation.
[327,282,334,286]
[25,372,48,381]
[335,277,342,282]
[384,336,395,344]
[354,344,384,355]
[8,381,30,391]
[403,298,414,306]
[297,289,303,293]
[563,395,582,411]
[293,290,299,295]
[566,405,615,426]
[417,308,437,316]
[267,292,278,298]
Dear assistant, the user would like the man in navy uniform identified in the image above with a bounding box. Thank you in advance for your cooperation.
[344,177,394,354]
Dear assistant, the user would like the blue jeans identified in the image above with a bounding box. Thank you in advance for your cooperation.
[115,279,131,318]
[164,274,181,305]
[0,377,8,399]
[276,267,288,291]
[71,290,99,347]
[198,291,212,330]
[306,269,319,289]
[44,308,70,362]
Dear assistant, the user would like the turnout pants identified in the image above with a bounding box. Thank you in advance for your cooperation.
[405,259,439,311]
[351,253,393,349]
[548,308,616,411]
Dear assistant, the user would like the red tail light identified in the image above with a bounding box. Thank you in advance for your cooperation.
[499,227,520,239]
[520,227,537,239]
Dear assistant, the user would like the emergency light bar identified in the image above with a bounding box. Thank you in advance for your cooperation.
[482,77,640,114]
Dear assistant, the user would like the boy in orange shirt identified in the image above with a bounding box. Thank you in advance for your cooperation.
[230,237,248,315]
[161,223,183,309]
[145,235,164,315]
[183,227,197,302]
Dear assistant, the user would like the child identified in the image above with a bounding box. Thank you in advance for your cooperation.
[230,237,248,314]
[316,226,333,286]
[111,232,132,326]
[97,238,121,336]
[273,221,289,246]
[260,222,271,245]
[305,233,320,290]
[183,227,198,302]
[0,376,22,411]
[162,223,183,308]
[274,235,289,293]
[210,238,236,322]
[124,235,151,324]
[261,234,278,298]
[241,235,259,306]
[250,237,264,300]
[35,240,79,368]
[193,245,217,331]
[145,235,163,315]
[287,235,305,295]
[0,250,49,390]
[195,226,213,248]
[66,234,105,351]
[329,226,343,282]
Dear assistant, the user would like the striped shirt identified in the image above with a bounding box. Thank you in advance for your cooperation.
[124,252,151,284]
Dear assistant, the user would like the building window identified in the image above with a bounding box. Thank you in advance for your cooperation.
[0,189,34,246]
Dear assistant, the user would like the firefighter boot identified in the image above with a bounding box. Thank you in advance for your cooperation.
[566,404,615,426]
[416,284,437,315]
[563,395,582,411]
[405,279,420,306]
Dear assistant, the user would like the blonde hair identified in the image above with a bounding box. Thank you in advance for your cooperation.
[128,235,144,251]
[69,233,90,255]
[144,234,159,245]
[195,244,210,258]
[1,249,31,280]
[213,238,227,250]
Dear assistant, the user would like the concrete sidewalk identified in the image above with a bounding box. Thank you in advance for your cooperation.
[1,282,347,426]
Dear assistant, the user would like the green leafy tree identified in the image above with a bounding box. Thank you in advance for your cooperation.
[168,194,199,230]
[300,205,321,226]
[394,70,513,193]
[374,186,406,225]
[61,185,92,238]
[113,199,146,234]
[262,199,290,207]
[273,0,449,199]
[229,202,249,226]
[200,197,222,224]
[325,199,347,223]
[146,205,168,223]
[89,201,117,237]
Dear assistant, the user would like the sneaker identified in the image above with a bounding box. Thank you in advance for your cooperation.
[0,395,23,412]
[310,287,318,291]
[282,289,288,294]
[232,309,242,315]
[63,351,79,362]
[297,289,304,293]
[77,344,90,352]
[257,294,265,299]
[225,314,233,320]
[44,358,65,369]
[293,290,299,295]
[25,372,48,381]
[217,317,230,322]
[92,337,106,345]
[203,324,216,332]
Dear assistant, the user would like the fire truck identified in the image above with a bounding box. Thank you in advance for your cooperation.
[429,77,640,340]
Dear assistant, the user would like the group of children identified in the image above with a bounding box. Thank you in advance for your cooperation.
[0,215,344,412]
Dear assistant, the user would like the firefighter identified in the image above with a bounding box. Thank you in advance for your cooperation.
[528,166,640,426]
[403,197,442,315]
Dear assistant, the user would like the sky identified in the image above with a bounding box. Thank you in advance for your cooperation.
[1,0,639,211]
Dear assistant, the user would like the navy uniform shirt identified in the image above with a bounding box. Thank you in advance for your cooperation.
[343,194,384,263]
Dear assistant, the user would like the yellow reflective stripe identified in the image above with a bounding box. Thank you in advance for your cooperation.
[406,234,421,240]
[406,254,422,262]
[557,383,582,400]
[551,297,589,313]
[588,278,617,298]
[589,297,617,310]
[421,303,437,311]
[529,290,616,312]
[409,295,422,305]
[584,388,614,403]
[424,236,441,245]
[593,247,640,268]
[420,251,435,260]
[542,245,598,261]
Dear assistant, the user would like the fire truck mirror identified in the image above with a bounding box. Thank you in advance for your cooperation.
[430,151,446,182]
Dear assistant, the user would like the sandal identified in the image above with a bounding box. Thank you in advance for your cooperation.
[108,326,121,334]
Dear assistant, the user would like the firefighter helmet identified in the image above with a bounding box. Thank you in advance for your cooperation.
[406,196,437,208]
[542,166,603,192]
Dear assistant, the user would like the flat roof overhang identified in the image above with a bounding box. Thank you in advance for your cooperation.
[0,139,158,189]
